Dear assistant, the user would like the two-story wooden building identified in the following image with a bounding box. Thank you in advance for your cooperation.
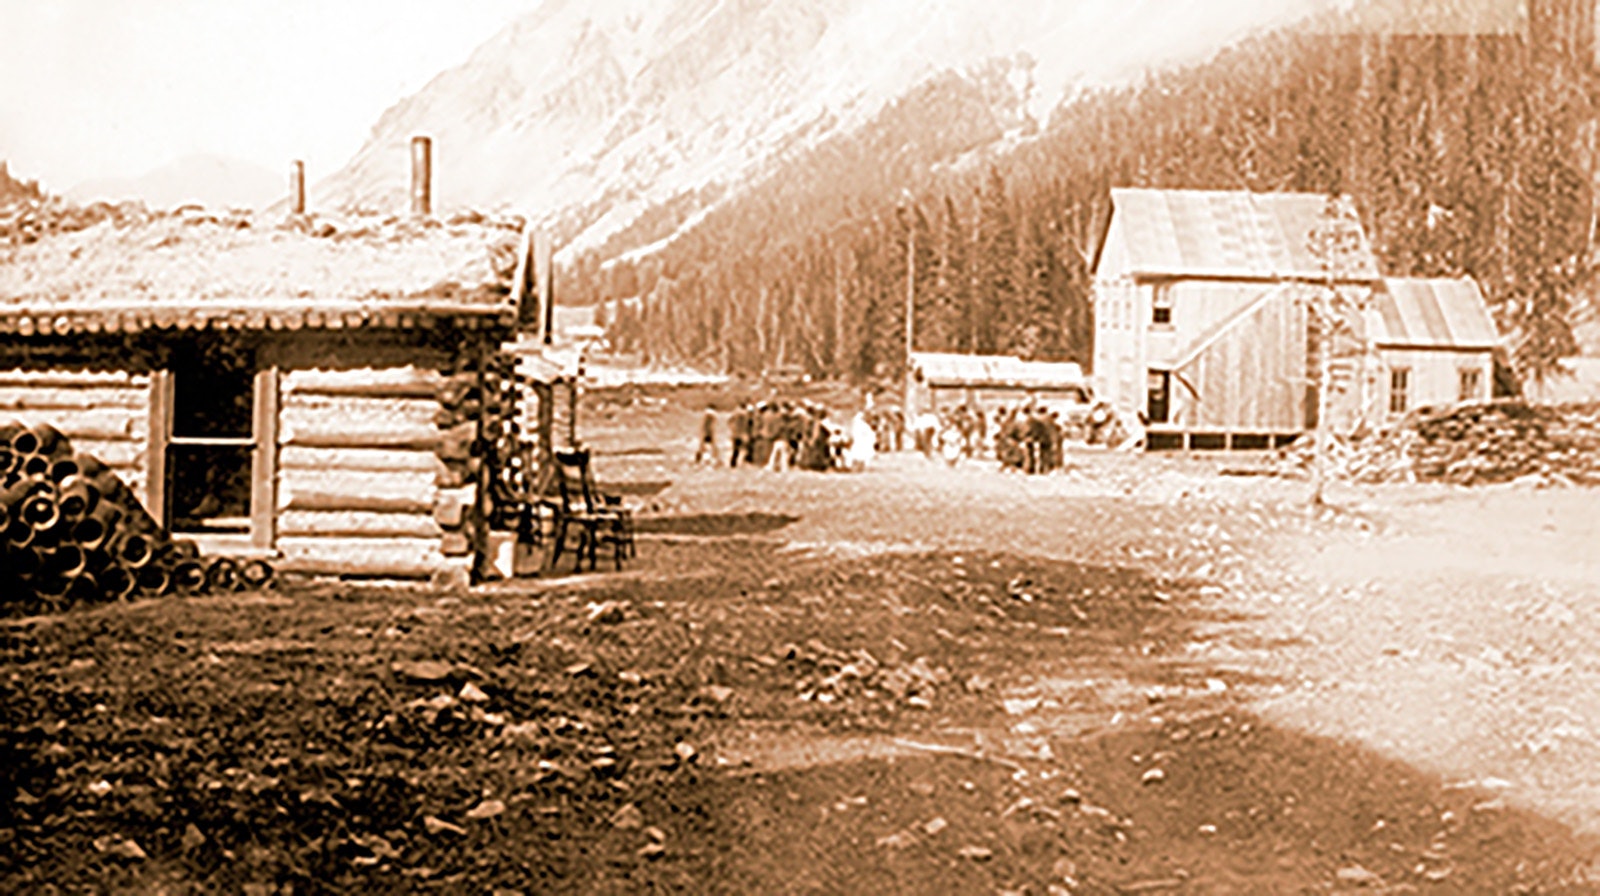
[1090,188,1499,449]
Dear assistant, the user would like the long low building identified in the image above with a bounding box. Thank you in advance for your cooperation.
[907,351,1089,417]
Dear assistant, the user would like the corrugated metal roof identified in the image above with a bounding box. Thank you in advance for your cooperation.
[1109,188,1381,281]
[0,210,521,335]
[1371,277,1500,348]
[911,352,1085,391]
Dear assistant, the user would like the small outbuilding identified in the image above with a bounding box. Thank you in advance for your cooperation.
[907,351,1089,418]
[1364,277,1500,418]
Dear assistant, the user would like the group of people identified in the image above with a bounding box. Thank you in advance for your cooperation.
[993,404,1070,474]
[694,394,1127,474]
[698,400,838,472]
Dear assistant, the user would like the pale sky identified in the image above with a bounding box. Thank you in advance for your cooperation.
[0,0,535,192]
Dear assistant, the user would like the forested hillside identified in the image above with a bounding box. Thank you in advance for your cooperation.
[0,163,44,205]
[587,1,1598,386]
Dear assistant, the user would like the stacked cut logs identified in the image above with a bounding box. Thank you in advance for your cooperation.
[430,350,531,573]
[0,420,272,614]
[1320,401,1600,486]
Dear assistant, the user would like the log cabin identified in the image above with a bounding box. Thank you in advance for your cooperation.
[0,194,554,585]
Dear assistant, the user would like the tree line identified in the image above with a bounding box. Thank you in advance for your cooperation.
[579,6,1598,387]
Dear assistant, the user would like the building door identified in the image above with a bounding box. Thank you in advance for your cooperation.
[147,345,278,551]
[1146,369,1170,424]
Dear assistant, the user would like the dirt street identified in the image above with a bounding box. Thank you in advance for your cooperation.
[4,390,1600,893]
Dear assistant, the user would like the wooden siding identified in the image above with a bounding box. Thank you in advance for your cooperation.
[1169,290,1307,431]
[1379,348,1493,416]
[278,367,462,577]
[0,368,152,499]
[1091,279,1143,415]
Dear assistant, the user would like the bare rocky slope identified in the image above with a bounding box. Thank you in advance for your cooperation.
[313,0,1321,262]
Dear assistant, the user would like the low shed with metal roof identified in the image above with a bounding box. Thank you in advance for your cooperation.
[1367,277,1500,419]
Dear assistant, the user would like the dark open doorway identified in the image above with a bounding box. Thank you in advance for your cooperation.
[166,344,255,534]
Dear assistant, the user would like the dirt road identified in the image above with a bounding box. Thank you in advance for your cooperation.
[6,415,1600,893]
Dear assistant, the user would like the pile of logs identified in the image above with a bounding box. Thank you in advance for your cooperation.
[435,352,531,509]
[1,421,271,614]
[1321,401,1600,486]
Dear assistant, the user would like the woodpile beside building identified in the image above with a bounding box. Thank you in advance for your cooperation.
[1310,400,1600,486]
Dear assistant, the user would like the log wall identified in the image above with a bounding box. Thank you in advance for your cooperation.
[277,367,468,580]
[0,368,152,499]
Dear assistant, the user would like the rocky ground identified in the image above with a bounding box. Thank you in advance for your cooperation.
[4,384,1600,894]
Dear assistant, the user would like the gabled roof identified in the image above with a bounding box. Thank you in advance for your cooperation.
[0,208,524,336]
[1106,188,1381,282]
[911,352,1086,391]
[1372,277,1500,348]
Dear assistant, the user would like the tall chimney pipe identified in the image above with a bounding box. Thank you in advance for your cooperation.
[535,229,554,346]
[410,135,432,216]
[289,160,305,215]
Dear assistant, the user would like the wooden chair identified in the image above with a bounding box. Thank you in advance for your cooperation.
[538,449,633,572]
[571,449,635,565]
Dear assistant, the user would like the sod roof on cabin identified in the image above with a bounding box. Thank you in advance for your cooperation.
[0,208,525,336]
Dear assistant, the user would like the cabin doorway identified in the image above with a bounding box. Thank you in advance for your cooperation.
[170,350,252,533]
[150,344,267,542]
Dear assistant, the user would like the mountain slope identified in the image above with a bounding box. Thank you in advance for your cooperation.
[67,154,282,211]
[315,0,1322,258]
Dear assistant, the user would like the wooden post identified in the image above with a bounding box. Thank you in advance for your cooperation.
[250,367,280,550]
[566,380,578,448]
[410,136,432,217]
[289,161,305,215]
[146,370,174,528]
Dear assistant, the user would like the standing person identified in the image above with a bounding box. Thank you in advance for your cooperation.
[729,404,751,467]
[766,403,794,472]
[1025,405,1050,474]
[694,405,717,465]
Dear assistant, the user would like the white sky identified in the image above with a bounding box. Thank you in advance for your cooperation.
[0,0,534,191]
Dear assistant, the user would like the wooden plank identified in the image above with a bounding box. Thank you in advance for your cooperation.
[281,365,444,397]
[282,394,438,429]
[279,510,442,539]
[0,370,147,389]
[64,439,143,470]
[0,387,148,410]
[274,557,436,580]
[279,467,435,512]
[146,370,173,529]
[279,445,442,474]
[251,367,280,551]
[1,408,146,441]
[277,536,447,578]
[282,428,442,452]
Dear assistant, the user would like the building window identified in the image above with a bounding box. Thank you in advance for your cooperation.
[1389,367,1410,414]
[1152,285,1173,326]
[149,349,278,549]
[1458,367,1482,402]
[1147,369,1171,424]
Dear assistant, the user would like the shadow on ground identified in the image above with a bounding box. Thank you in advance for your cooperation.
[635,511,801,537]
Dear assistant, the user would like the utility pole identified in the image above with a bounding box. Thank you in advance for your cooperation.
[901,190,918,424]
